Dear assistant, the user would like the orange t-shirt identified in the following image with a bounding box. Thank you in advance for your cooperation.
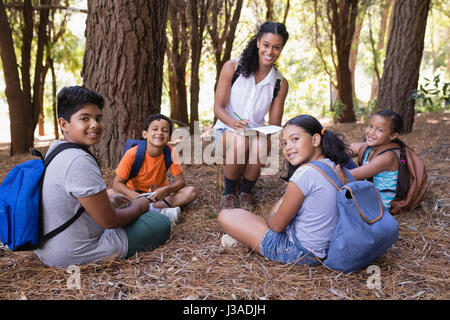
[115,145,183,192]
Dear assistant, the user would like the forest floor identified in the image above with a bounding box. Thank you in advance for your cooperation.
[0,112,448,300]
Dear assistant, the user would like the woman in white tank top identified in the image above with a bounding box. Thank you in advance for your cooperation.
[213,22,290,210]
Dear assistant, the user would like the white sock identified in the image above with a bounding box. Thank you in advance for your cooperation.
[148,203,161,212]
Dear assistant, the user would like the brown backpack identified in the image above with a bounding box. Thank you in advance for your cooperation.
[357,142,428,214]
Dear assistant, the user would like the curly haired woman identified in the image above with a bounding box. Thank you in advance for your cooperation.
[213,21,290,210]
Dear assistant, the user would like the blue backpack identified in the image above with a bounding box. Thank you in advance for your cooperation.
[122,139,173,181]
[0,143,97,251]
[305,160,399,273]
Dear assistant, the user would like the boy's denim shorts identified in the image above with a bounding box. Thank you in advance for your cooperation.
[259,228,321,266]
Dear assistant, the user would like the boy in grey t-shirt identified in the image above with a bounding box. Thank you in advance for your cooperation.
[35,86,171,267]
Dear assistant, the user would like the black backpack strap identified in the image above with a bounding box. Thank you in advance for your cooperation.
[44,142,100,168]
[39,142,99,244]
[40,206,84,242]
[376,147,400,159]
[273,78,281,99]
[231,64,242,87]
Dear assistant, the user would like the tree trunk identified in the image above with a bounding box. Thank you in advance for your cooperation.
[188,0,211,133]
[167,0,189,125]
[0,0,28,155]
[328,0,358,122]
[49,58,59,140]
[264,0,290,24]
[0,0,50,154]
[375,0,430,132]
[349,3,368,100]
[369,0,393,102]
[32,1,49,140]
[82,0,169,167]
[208,0,244,89]
[38,64,50,136]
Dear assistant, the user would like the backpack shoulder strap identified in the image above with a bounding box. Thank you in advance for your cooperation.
[357,143,369,166]
[372,142,400,158]
[357,142,400,165]
[304,161,349,190]
[231,63,243,87]
[163,145,173,172]
[129,140,147,180]
[40,207,84,243]
[44,142,99,168]
[272,67,282,100]
[40,142,97,243]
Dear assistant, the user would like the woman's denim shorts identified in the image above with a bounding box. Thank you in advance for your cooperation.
[214,128,227,152]
[259,228,321,266]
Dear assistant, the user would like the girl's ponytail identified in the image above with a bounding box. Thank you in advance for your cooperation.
[321,129,352,168]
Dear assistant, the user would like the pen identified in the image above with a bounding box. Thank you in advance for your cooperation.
[233,112,251,129]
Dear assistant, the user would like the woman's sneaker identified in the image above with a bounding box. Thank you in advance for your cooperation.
[220,233,238,248]
[160,207,182,224]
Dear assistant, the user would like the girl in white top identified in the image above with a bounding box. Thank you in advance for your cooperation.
[213,22,290,210]
[218,115,352,265]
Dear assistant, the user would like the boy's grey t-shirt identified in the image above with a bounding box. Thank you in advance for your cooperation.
[34,140,128,267]
[287,158,339,258]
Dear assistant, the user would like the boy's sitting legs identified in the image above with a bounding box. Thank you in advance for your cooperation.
[153,185,197,209]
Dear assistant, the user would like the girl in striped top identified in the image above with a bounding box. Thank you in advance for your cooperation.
[348,110,404,210]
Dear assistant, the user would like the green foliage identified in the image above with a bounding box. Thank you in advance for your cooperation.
[411,74,450,113]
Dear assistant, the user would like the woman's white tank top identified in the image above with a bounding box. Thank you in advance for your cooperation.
[214,60,282,129]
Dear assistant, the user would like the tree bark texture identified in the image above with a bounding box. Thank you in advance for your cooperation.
[264,0,290,25]
[375,0,430,132]
[0,0,49,155]
[328,0,358,122]
[167,0,189,125]
[0,0,28,155]
[208,0,243,89]
[188,0,211,133]
[369,0,393,101]
[82,0,169,167]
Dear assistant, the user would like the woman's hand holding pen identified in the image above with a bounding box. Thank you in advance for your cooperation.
[232,111,250,131]
[233,119,250,131]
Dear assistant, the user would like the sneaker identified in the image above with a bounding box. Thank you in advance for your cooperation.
[237,192,252,210]
[220,234,238,248]
[160,207,182,224]
[219,194,239,210]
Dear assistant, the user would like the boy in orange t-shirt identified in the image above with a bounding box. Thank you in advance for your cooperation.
[113,114,196,213]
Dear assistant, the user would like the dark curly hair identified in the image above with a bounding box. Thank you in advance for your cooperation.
[239,21,289,77]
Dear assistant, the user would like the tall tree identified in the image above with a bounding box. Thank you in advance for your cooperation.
[167,0,189,125]
[375,0,431,132]
[0,0,50,155]
[313,0,359,122]
[208,0,244,88]
[188,0,211,133]
[349,0,369,100]
[369,0,393,102]
[82,0,169,167]
[328,0,358,122]
[264,0,290,24]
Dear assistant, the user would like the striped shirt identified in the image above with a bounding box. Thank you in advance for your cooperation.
[362,148,398,210]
